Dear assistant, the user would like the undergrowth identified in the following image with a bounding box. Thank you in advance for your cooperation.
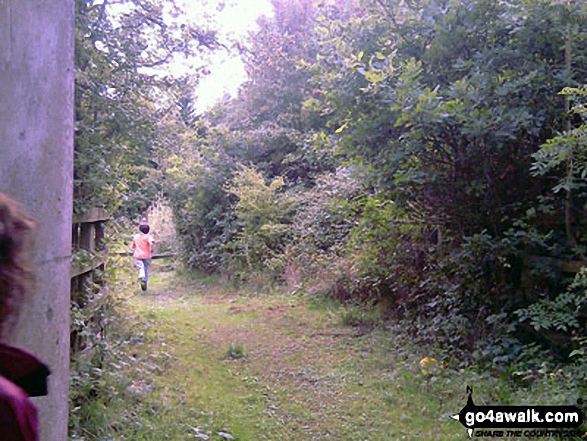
[341,296,587,417]
[69,215,175,440]
[69,266,586,440]
[69,260,159,440]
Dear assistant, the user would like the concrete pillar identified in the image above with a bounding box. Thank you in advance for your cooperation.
[0,1,74,440]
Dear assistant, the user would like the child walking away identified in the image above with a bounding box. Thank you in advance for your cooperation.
[131,223,155,291]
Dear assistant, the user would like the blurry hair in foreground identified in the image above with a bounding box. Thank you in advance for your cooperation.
[0,192,35,338]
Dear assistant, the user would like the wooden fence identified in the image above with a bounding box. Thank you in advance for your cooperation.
[70,208,110,354]
[69,208,176,355]
[71,208,110,287]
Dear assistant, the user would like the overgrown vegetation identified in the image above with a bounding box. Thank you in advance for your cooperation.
[70,1,218,436]
[74,0,221,216]
[164,0,587,377]
[71,0,587,438]
[70,270,586,440]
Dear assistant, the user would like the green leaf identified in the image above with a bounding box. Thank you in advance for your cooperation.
[335,122,348,133]
[364,70,385,83]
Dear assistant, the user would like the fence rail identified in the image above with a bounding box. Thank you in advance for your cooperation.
[71,250,109,278]
[114,251,177,260]
[71,208,110,280]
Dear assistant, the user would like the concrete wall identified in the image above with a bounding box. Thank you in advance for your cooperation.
[0,1,74,440]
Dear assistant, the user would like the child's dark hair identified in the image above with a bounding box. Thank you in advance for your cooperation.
[139,224,150,234]
[0,192,34,337]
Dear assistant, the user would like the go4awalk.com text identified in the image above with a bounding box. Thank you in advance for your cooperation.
[472,429,584,439]
[451,387,585,439]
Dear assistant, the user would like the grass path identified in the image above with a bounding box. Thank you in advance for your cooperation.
[120,268,477,440]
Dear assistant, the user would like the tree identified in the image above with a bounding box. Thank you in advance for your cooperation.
[301,0,587,353]
[74,0,220,215]
[211,0,335,184]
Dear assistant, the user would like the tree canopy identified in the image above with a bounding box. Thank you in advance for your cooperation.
[74,0,221,215]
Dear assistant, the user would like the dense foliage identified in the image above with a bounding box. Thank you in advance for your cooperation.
[72,1,587,430]
[164,0,587,385]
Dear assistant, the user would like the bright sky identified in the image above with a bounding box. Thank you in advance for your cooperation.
[181,0,275,112]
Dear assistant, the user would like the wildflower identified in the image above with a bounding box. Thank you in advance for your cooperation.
[419,357,446,375]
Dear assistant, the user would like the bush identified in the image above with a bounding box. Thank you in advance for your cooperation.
[281,167,364,296]
[226,165,297,275]
[514,267,587,359]
[69,259,147,437]
[166,154,235,274]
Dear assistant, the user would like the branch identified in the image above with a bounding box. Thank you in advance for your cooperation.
[140,53,173,69]
[137,11,167,30]
[374,0,410,45]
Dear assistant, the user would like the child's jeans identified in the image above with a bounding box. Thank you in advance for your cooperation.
[135,258,151,282]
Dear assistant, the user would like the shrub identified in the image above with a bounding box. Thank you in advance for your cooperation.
[283,167,364,296]
[166,155,235,274]
[226,165,296,275]
[514,267,587,359]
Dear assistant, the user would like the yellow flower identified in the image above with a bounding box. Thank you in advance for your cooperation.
[420,357,446,375]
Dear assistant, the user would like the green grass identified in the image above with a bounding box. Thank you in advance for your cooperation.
[72,266,583,440]
[100,269,467,440]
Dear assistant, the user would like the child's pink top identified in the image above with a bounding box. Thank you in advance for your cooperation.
[131,233,154,259]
